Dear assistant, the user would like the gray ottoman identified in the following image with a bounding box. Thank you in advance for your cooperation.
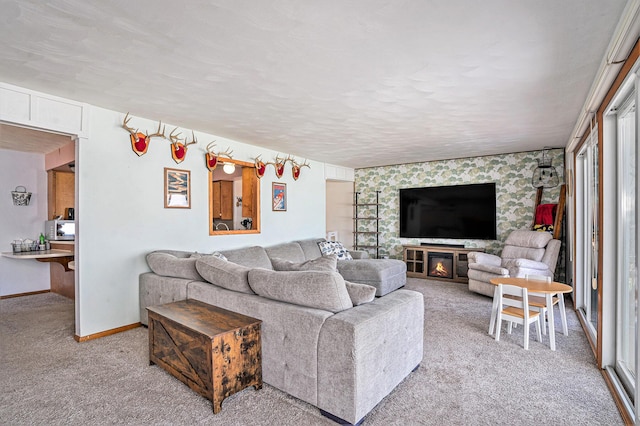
[337,259,407,296]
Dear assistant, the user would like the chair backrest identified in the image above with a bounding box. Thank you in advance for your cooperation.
[501,230,552,262]
[497,284,529,310]
[525,274,551,283]
[501,230,561,272]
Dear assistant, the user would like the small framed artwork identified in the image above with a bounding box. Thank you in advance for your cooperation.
[272,182,287,211]
[164,167,191,209]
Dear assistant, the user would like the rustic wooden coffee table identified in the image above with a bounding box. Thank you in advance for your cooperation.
[147,299,262,413]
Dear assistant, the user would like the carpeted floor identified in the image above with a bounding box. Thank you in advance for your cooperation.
[0,278,622,425]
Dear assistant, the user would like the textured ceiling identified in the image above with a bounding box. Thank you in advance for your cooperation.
[0,0,629,168]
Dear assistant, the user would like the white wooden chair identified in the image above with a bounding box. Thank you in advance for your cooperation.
[495,284,542,350]
[525,274,568,336]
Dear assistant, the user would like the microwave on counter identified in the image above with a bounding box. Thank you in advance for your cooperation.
[45,220,75,241]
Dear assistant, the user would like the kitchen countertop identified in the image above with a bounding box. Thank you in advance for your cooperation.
[1,249,73,259]
[1,249,74,271]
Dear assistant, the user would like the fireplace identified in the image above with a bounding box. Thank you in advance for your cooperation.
[404,245,482,283]
[427,252,454,280]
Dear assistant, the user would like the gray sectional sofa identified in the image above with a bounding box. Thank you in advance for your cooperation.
[139,238,423,425]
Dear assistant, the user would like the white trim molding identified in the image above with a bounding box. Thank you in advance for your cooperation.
[0,82,89,137]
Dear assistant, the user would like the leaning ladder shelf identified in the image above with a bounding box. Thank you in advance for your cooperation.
[354,191,381,259]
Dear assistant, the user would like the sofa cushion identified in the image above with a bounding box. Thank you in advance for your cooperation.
[195,256,255,294]
[336,258,405,283]
[318,241,353,260]
[501,246,545,262]
[265,242,306,263]
[345,281,376,306]
[247,269,352,313]
[296,238,325,260]
[219,246,273,269]
[270,254,338,272]
[504,230,552,248]
[146,251,203,281]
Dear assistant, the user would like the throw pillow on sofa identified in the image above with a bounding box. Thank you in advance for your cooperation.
[195,256,255,294]
[345,281,376,306]
[146,251,203,281]
[190,251,228,261]
[317,241,353,260]
[247,269,353,313]
[270,255,374,306]
[271,254,338,272]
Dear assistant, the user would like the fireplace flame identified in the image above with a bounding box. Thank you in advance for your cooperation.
[431,261,449,277]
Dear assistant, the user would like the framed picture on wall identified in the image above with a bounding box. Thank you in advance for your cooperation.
[272,182,286,211]
[164,167,191,209]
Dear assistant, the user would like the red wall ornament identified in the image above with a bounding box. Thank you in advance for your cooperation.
[169,129,197,164]
[291,159,310,180]
[254,156,267,178]
[205,141,233,171]
[121,112,166,156]
[273,155,286,179]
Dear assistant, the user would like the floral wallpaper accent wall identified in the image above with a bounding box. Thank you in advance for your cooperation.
[354,149,565,261]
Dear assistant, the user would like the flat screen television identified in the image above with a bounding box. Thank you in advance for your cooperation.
[399,183,497,240]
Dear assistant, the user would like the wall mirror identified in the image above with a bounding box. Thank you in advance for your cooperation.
[209,158,260,235]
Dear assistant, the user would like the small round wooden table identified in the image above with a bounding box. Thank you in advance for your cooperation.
[489,277,573,351]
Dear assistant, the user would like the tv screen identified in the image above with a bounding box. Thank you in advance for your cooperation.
[399,183,497,240]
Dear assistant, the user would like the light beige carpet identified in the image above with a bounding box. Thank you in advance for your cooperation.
[0,278,622,425]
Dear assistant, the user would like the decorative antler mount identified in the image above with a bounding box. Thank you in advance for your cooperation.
[121,112,166,156]
[291,158,311,180]
[254,155,267,178]
[170,128,197,164]
[204,141,234,171]
[267,154,288,179]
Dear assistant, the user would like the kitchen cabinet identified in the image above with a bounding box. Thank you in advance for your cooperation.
[48,170,74,219]
[212,180,234,220]
[242,167,257,219]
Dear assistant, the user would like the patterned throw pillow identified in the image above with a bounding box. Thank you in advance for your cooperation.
[212,251,228,261]
[533,224,554,234]
[317,241,353,260]
[190,251,228,261]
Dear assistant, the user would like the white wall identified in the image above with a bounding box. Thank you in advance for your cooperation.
[0,149,49,296]
[326,180,354,249]
[76,106,327,336]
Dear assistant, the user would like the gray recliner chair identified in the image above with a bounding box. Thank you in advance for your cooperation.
[467,230,561,297]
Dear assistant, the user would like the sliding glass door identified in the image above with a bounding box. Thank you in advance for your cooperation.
[615,94,637,404]
[576,132,599,341]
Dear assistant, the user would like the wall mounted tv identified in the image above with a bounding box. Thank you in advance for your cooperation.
[399,183,497,240]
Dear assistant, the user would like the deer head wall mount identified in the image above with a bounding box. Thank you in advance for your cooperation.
[169,128,198,164]
[254,155,267,178]
[122,112,166,156]
[205,141,234,171]
[291,158,311,180]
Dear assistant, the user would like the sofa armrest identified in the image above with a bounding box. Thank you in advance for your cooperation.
[317,289,424,424]
[502,258,549,271]
[467,252,501,266]
[467,263,509,276]
[139,273,189,326]
[348,250,370,259]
